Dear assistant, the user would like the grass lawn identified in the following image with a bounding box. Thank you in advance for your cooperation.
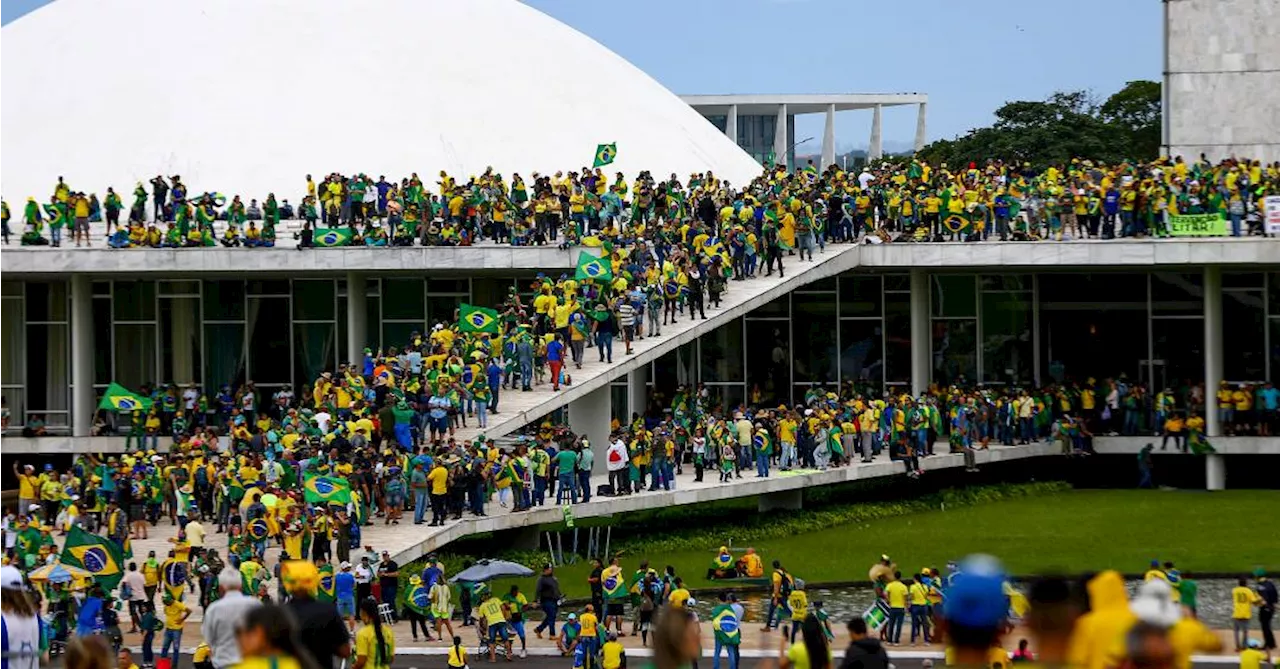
[491,489,1280,598]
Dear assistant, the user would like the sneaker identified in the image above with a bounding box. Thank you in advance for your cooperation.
[519,650,527,658]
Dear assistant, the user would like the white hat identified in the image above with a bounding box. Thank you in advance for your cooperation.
[0,565,25,590]
[28,504,41,513]
[1130,578,1181,627]
[340,561,352,570]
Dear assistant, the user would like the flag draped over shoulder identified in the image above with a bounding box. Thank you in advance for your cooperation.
[593,143,617,168]
[98,382,152,412]
[313,228,352,247]
[59,526,124,590]
[459,304,500,334]
[303,474,352,505]
[575,252,613,282]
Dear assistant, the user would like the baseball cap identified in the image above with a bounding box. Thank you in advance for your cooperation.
[942,554,1008,628]
[1,566,25,590]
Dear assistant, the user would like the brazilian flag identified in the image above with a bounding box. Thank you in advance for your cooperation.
[404,582,431,615]
[602,567,626,600]
[303,474,352,505]
[317,563,336,602]
[942,212,972,234]
[711,603,741,643]
[575,251,613,282]
[593,143,617,168]
[753,430,773,455]
[98,382,152,413]
[162,557,189,601]
[313,228,352,247]
[247,518,270,542]
[60,526,124,589]
[459,304,500,334]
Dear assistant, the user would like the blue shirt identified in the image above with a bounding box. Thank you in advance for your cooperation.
[1259,387,1279,411]
[1103,190,1120,215]
[428,395,449,420]
[487,362,503,387]
[334,572,356,599]
[547,340,564,362]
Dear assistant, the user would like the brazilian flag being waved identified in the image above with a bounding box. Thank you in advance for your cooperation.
[313,228,353,247]
[942,212,974,235]
[98,382,152,413]
[303,474,352,505]
[60,526,125,590]
[459,303,500,334]
[403,581,431,615]
[593,142,617,168]
[575,251,613,282]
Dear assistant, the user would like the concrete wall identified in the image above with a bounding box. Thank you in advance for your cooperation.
[1165,0,1280,162]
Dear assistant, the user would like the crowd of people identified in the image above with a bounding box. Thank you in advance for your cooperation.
[5,154,1278,248]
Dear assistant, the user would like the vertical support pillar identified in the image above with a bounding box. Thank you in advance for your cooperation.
[821,103,836,169]
[71,274,94,438]
[914,102,928,152]
[869,104,884,161]
[910,269,930,397]
[346,272,367,366]
[570,384,612,470]
[1205,453,1226,491]
[725,104,738,146]
[773,104,788,169]
[626,366,648,421]
[1204,266,1223,437]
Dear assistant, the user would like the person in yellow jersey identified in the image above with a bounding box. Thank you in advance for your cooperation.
[354,598,395,669]
[1240,639,1271,669]
[578,604,600,660]
[787,586,809,644]
[602,631,627,669]
[668,578,691,609]
[476,584,512,662]
[907,575,932,645]
[882,572,908,646]
[1233,577,1263,651]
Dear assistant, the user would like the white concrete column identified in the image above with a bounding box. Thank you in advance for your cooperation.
[626,366,648,421]
[346,272,367,365]
[725,104,738,146]
[821,103,836,169]
[773,104,788,169]
[569,384,612,470]
[869,105,884,161]
[914,102,928,152]
[71,274,95,438]
[1203,266,1223,437]
[910,269,930,396]
[1205,453,1226,491]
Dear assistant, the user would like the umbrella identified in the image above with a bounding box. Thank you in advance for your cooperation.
[449,559,534,583]
[28,563,93,585]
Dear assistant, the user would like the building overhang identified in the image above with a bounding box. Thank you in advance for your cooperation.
[680,93,927,115]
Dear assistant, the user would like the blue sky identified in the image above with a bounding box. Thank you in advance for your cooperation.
[4,0,1161,150]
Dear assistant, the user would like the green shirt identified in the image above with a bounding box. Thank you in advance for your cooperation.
[1177,579,1198,608]
[556,449,578,473]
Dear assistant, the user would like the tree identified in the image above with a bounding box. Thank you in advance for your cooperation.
[1099,80,1161,161]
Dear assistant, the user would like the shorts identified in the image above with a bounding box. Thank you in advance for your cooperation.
[130,504,146,519]
[606,602,625,617]
[431,416,449,432]
[337,596,355,618]
[487,622,510,643]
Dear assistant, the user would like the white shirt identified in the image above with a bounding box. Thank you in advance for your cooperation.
[122,570,148,601]
[354,564,372,584]
[183,389,198,410]
[315,411,332,434]
[0,612,41,669]
[606,440,628,472]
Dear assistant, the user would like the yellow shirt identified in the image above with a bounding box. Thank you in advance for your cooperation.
[478,597,506,628]
[884,580,909,608]
[17,474,38,499]
[602,641,625,669]
[356,623,396,669]
[164,601,189,630]
[668,588,691,609]
[579,612,598,637]
[1232,586,1260,619]
[1239,649,1268,669]
[908,582,929,606]
[1232,390,1250,411]
[1168,618,1221,669]
[428,466,449,495]
[788,590,809,621]
[447,644,467,668]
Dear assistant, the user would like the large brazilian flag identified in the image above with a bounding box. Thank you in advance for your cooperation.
[98,382,152,412]
[303,475,353,505]
[575,251,613,282]
[459,304,500,334]
[313,228,353,247]
[60,526,125,590]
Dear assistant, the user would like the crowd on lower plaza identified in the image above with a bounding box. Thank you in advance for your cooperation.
[4,155,1278,249]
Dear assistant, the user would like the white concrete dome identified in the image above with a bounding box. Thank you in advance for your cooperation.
[1,0,761,203]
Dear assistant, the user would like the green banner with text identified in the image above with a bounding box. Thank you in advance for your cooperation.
[1168,213,1226,236]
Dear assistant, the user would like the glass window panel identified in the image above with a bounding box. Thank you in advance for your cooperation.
[651,343,696,400]
[204,323,246,390]
[1270,274,1280,315]
[884,274,912,292]
[158,280,199,295]
[25,281,68,322]
[705,384,746,415]
[746,319,790,407]
[292,279,336,321]
[1271,319,1280,385]
[2,299,24,385]
[471,278,511,311]
[699,318,744,383]
[381,322,421,351]
[1222,271,1263,289]
[799,277,837,292]
[981,292,1033,385]
[1,281,21,297]
[112,281,155,321]
[1151,318,1204,390]
[247,280,291,295]
[365,297,381,350]
[92,298,112,385]
[839,276,882,317]
[1038,273,1146,306]
[931,319,977,385]
[337,297,348,365]
[1,388,24,429]
[839,319,884,389]
[246,298,291,384]
[26,324,68,416]
[92,281,110,296]
[1223,289,1266,381]
[793,294,838,385]
[203,280,245,321]
[750,294,789,318]
[160,298,202,385]
[1041,308,1146,384]
[113,323,156,392]
[428,278,470,294]
[610,385,629,424]
[981,274,1031,291]
[381,278,424,320]
[931,275,976,318]
[884,292,912,384]
[293,323,336,390]
[428,295,463,327]
[1151,272,1203,316]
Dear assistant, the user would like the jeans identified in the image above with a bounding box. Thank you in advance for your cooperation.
[533,477,547,506]
[534,598,559,636]
[51,226,62,245]
[489,383,500,412]
[414,491,428,523]
[781,442,796,469]
[577,470,592,502]
[756,451,769,477]
[519,358,533,390]
[1234,618,1251,650]
[1230,212,1243,237]
[887,607,906,644]
[910,604,930,643]
[470,482,485,515]
[476,401,488,428]
[557,473,577,503]
[713,639,740,669]
[162,629,183,668]
[763,600,787,630]
[142,630,155,664]
[596,333,613,363]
